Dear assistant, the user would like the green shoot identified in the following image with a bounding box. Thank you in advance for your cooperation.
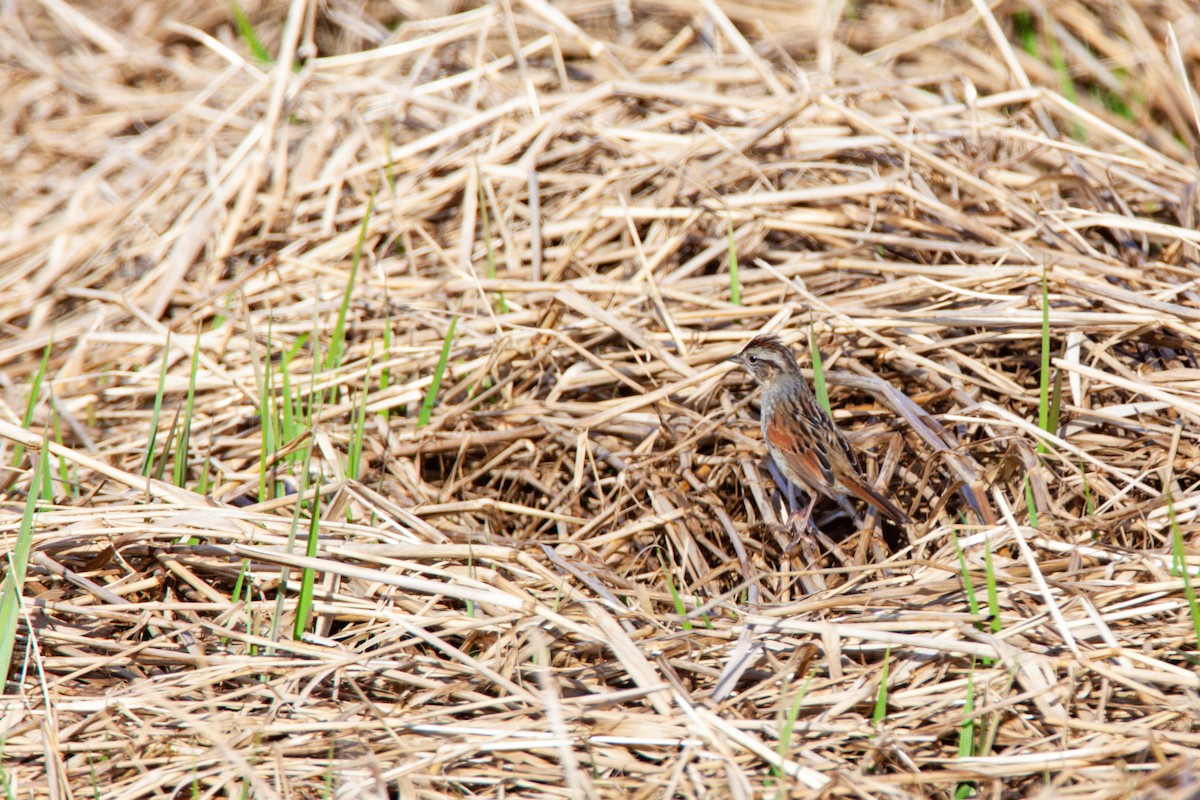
[954,665,977,799]
[983,542,1001,634]
[958,666,976,756]
[346,353,371,484]
[270,438,315,648]
[662,566,692,631]
[1011,11,1086,141]
[727,215,741,305]
[1168,489,1200,650]
[243,563,259,655]
[50,401,72,500]
[379,316,393,423]
[1013,11,1038,56]
[173,334,202,489]
[197,439,213,496]
[1025,478,1039,528]
[1079,462,1094,519]
[1048,351,1064,441]
[154,405,181,482]
[463,549,476,619]
[1027,266,1054,527]
[382,119,396,193]
[230,0,272,64]
[1044,28,1087,139]
[953,533,981,619]
[141,335,172,479]
[479,178,508,313]
[417,316,458,429]
[326,194,372,374]
[1091,74,1136,122]
[227,561,248,645]
[772,670,814,785]
[173,422,196,544]
[324,746,336,796]
[1038,266,1052,447]
[39,438,53,502]
[278,344,297,459]
[0,435,49,686]
[279,333,312,464]
[872,648,891,726]
[809,325,831,415]
[293,489,322,639]
[86,753,100,800]
[258,322,277,503]
[282,336,311,454]
[12,341,52,470]
[1,743,16,800]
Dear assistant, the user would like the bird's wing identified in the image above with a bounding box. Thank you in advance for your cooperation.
[765,413,837,494]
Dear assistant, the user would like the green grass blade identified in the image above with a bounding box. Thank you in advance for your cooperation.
[983,542,1001,634]
[173,333,202,488]
[774,670,814,778]
[1168,489,1200,649]
[953,533,981,618]
[379,315,392,423]
[155,405,182,482]
[1027,267,1053,525]
[326,194,372,374]
[259,322,277,503]
[1048,346,1064,440]
[50,400,72,500]
[1080,462,1094,518]
[662,566,692,631]
[1024,477,1039,528]
[1013,11,1038,56]
[347,351,371,483]
[280,333,310,447]
[1043,25,1087,139]
[726,215,741,305]
[809,325,831,415]
[230,0,271,64]
[293,490,322,639]
[1038,266,1052,447]
[954,665,977,799]
[958,665,976,758]
[270,438,315,648]
[197,441,213,496]
[279,343,297,454]
[141,334,172,479]
[417,316,458,429]
[0,436,50,685]
[11,341,53,470]
[872,647,891,726]
[382,119,396,192]
[479,178,508,314]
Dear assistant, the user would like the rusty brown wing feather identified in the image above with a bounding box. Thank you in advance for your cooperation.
[768,382,911,525]
[802,390,911,524]
[765,416,836,498]
[764,388,839,497]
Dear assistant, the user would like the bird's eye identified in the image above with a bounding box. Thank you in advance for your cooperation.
[747,355,758,364]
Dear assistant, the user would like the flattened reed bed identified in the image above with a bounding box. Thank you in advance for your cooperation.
[3,0,1200,797]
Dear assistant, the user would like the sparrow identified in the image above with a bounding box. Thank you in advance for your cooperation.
[729,334,910,525]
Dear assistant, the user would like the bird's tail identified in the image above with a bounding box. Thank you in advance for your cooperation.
[847,480,910,525]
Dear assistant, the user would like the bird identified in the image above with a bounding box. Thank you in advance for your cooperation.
[728,334,910,527]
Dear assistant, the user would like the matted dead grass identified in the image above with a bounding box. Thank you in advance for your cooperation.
[3,0,1200,797]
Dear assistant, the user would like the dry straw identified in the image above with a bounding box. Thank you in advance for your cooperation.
[3,0,1200,797]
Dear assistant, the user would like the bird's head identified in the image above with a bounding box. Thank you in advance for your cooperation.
[728,334,802,385]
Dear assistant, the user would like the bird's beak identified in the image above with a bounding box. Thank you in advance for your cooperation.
[726,354,741,364]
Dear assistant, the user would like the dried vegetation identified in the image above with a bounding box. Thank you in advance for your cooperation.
[3,0,1200,797]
